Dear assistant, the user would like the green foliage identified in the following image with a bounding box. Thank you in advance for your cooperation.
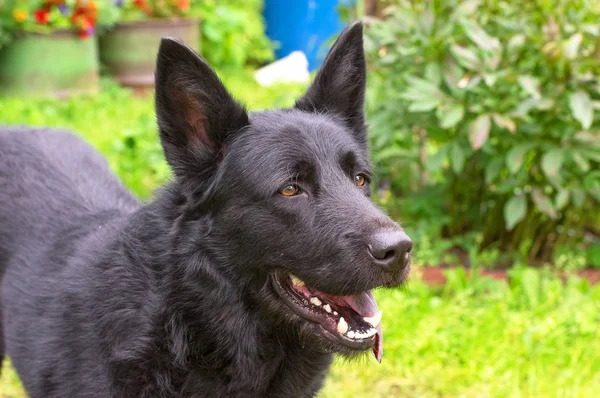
[365,0,600,265]
[192,0,274,68]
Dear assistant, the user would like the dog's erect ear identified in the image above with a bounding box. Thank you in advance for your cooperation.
[295,22,367,147]
[155,38,249,193]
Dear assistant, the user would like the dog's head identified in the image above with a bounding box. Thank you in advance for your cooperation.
[155,22,411,362]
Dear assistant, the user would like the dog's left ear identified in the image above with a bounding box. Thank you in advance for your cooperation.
[295,21,367,147]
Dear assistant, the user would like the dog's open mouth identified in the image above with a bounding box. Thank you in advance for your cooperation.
[271,273,383,362]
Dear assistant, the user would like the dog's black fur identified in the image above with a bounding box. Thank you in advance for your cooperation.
[0,23,409,397]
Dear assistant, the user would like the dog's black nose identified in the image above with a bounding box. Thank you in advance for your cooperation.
[367,230,412,270]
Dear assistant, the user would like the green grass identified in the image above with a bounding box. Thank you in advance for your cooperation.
[1,74,600,398]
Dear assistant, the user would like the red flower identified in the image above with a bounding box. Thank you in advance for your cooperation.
[78,29,92,39]
[178,0,190,10]
[34,9,50,25]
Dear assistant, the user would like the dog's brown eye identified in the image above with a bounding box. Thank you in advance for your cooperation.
[280,185,299,197]
[354,174,366,187]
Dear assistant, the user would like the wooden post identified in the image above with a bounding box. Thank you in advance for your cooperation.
[365,0,380,17]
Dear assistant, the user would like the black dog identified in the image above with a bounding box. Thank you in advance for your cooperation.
[0,22,411,397]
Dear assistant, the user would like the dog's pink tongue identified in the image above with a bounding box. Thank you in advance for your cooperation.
[339,291,383,362]
[374,323,383,363]
[342,290,378,316]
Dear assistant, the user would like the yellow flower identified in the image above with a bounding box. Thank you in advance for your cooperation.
[13,9,28,22]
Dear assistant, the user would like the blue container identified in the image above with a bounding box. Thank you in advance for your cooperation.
[263,0,355,71]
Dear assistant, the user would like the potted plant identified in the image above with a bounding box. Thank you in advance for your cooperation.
[99,0,200,89]
[0,0,117,97]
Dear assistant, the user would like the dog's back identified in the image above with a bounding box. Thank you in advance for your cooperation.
[0,127,139,267]
[0,127,139,394]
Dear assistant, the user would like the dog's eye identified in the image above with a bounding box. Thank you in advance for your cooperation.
[279,184,300,197]
[354,174,367,187]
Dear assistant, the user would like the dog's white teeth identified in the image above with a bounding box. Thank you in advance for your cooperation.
[337,317,348,334]
[333,311,338,316]
[363,310,383,328]
[309,297,322,306]
[290,275,305,287]
[345,328,377,340]
[323,304,332,313]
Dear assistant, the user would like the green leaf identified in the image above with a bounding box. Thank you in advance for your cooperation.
[518,76,541,99]
[408,99,441,112]
[457,0,480,15]
[506,144,533,174]
[405,75,440,92]
[584,173,600,201]
[401,76,443,112]
[572,152,591,172]
[586,241,600,268]
[541,149,564,178]
[492,114,516,133]
[581,149,600,162]
[564,33,583,59]
[569,91,594,130]
[375,146,413,162]
[469,114,491,150]
[460,18,500,52]
[508,34,526,51]
[437,103,465,129]
[424,63,442,86]
[443,57,464,94]
[574,131,599,144]
[427,146,448,173]
[450,44,482,71]
[451,142,466,174]
[485,157,504,184]
[531,189,557,219]
[555,189,569,210]
[572,188,586,207]
[504,195,527,230]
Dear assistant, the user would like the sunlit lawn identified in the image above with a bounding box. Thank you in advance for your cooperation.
[1,73,599,398]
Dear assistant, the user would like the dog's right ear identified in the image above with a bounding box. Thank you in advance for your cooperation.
[295,22,367,148]
[155,38,249,195]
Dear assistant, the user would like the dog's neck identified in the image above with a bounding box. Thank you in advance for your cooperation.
[100,186,332,396]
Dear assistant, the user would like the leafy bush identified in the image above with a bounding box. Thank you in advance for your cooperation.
[365,0,600,265]
[111,0,274,68]
[192,0,274,68]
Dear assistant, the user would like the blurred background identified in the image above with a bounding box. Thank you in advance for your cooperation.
[1,0,599,397]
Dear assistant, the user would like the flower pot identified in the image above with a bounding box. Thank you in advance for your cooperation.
[99,18,200,88]
[0,30,99,97]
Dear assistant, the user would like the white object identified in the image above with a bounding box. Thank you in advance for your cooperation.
[254,51,310,86]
